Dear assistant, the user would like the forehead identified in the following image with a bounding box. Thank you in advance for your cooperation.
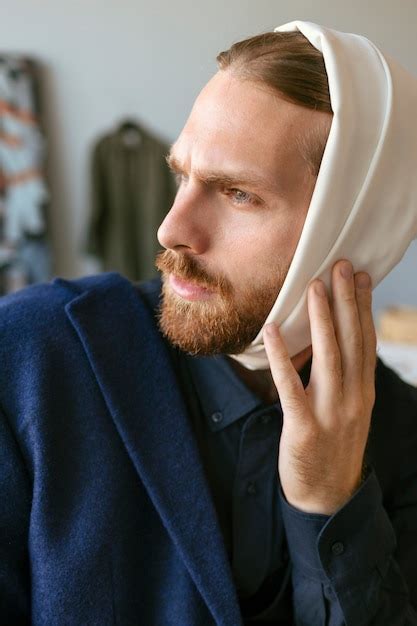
[172,71,318,179]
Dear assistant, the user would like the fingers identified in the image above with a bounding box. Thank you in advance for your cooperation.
[263,323,308,418]
[264,260,375,420]
[307,278,342,398]
[331,260,363,395]
[308,260,375,403]
[354,272,377,403]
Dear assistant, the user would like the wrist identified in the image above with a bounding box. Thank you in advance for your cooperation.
[282,467,367,515]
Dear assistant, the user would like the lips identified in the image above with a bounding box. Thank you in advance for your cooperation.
[169,273,214,301]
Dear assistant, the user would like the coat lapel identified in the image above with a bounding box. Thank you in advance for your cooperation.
[65,273,242,626]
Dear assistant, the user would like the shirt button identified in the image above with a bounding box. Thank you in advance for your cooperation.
[261,414,271,425]
[246,481,257,495]
[211,411,223,424]
[331,541,345,556]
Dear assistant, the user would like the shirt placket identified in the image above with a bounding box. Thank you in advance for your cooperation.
[231,407,282,597]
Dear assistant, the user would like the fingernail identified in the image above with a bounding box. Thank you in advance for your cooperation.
[355,273,371,289]
[264,322,280,337]
[314,280,326,297]
[340,261,353,280]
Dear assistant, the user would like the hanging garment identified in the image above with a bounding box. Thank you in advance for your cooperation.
[0,55,51,293]
[0,56,48,245]
[85,120,177,281]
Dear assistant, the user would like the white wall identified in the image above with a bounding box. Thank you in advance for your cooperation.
[1,0,416,315]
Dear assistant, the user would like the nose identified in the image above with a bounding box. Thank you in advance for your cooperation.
[157,184,210,254]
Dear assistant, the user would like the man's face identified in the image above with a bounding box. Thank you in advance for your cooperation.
[156,70,330,356]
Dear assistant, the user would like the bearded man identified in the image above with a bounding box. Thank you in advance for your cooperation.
[1,21,417,626]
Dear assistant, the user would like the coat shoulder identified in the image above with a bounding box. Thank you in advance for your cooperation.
[0,272,162,354]
[0,272,127,334]
[0,272,162,431]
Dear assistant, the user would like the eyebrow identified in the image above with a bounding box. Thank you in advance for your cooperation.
[165,151,284,195]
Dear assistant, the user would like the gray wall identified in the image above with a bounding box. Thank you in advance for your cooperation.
[1,0,416,317]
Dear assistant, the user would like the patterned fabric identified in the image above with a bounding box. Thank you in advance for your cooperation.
[0,55,50,293]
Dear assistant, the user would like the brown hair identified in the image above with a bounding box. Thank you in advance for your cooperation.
[216,31,333,176]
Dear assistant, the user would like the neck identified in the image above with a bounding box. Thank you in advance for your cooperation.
[227,344,312,405]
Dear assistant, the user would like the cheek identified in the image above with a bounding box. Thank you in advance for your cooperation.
[227,211,306,265]
[219,220,302,295]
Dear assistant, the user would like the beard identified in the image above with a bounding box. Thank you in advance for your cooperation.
[154,249,288,357]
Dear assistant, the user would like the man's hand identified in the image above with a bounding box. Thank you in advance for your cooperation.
[263,259,377,515]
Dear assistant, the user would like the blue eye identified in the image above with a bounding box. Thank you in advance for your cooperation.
[228,188,256,205]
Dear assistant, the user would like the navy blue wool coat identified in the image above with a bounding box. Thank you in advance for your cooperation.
[1,271,417,625]
[0,272,245,625]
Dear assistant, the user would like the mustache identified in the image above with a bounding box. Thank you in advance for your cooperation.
[155,250,232,295]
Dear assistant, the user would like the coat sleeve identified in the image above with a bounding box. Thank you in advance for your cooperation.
[0,405,31,624]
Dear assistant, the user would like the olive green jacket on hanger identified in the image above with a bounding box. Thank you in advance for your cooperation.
[85,122,177,281]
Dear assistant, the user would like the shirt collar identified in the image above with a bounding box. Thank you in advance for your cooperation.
[184,353,264,431]
[184,351,313,433]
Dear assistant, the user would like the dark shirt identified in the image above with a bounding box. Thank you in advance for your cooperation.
[175,349,320,622]
[170,345,417,625]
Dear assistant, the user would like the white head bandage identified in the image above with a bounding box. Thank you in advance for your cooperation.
[229,20,417,370]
